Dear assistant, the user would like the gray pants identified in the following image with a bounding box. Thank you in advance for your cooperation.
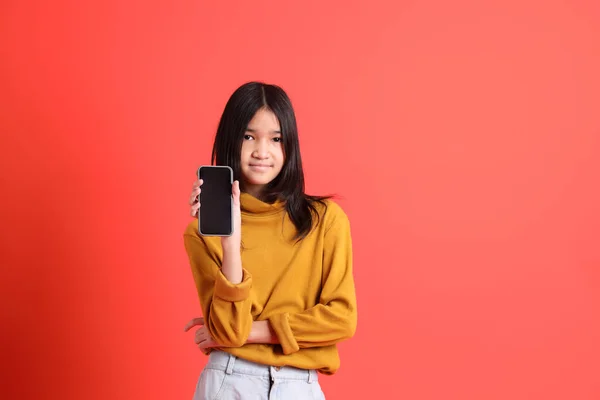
[193,350,326,400]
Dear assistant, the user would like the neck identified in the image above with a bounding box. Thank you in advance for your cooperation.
[243,183,266,201]
[240,191,285,216]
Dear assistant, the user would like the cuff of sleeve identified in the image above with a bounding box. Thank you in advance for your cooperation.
[213,268,252,302]
[269,313,300,355]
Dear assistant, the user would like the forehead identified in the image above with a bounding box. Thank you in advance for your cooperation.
[247,108,281,131]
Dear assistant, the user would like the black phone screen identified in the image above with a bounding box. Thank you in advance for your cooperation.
[197,166,233,236]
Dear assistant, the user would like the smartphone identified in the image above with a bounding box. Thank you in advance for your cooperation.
[196,165,233,236]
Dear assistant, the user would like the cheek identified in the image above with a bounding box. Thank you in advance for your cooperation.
[240,144,252,160]
[275,145,285,163]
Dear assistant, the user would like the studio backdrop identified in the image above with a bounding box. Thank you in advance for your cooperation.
[1,1,599,399]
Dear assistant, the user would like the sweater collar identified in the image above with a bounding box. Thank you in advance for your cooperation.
[240,193,285,216]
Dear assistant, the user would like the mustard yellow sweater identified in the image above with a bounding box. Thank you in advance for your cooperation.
[183,193,357,374]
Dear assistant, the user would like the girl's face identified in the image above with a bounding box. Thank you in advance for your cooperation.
[240,107,285,198]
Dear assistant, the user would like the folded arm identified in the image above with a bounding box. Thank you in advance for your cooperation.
[184,233,253,347]
[267,208,357,355]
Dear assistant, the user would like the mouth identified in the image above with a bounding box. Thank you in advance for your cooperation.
[249,164,273,168]
[248,164,273,173]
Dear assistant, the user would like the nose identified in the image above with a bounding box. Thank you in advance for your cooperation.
[252,139,270,159]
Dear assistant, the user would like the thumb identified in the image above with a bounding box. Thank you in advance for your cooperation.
[183,316,205,332]
[232,180,241,204]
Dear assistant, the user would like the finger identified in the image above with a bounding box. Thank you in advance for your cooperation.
[194,333,211,344]
[195,326,206,339]
[183,317,205,332]
[192,179,203,189]
[232,181,240,204]
[190,202,200,218]
[189,188,201,205]
[194,332,204,344]
[198,338,215,350]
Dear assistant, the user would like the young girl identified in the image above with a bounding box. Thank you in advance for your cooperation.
[183,82,357,400]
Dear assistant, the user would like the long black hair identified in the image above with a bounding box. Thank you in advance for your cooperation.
[211,81,330,240]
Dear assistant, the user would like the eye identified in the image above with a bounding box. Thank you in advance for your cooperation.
[244,135,254,140]
[273,137,282,143]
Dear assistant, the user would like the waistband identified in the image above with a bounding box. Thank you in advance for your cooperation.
[206,351,318,383]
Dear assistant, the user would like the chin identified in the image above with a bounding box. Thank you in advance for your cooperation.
[242,168,281,186]
[246,177,274,186]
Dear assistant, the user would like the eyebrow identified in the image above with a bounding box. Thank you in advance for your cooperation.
[246,128,282,134]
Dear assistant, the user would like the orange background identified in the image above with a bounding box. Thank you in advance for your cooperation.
[1,1,599,399]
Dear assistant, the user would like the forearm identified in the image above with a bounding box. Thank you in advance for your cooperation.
[247,320,279,345]
[269,302,357,354]
[184,229,250,347]
[221,241,243,284]
[207,256,253,347]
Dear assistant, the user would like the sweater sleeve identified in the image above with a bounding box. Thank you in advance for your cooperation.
[269,207,358,355]
[183,232,253,348]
